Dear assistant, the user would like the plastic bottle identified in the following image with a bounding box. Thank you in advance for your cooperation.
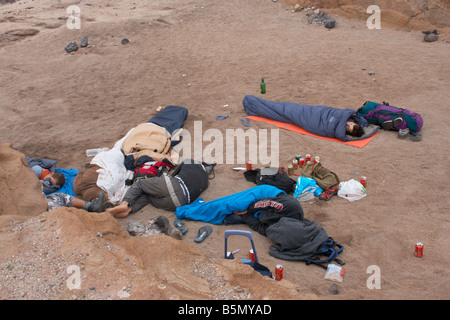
[260,78,266,94]
[86,147,110,157]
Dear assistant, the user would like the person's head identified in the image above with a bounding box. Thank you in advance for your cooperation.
[47,172,66,186]
[346,121,364,137]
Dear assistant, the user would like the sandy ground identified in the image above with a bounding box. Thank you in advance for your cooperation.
[1,0,449,300]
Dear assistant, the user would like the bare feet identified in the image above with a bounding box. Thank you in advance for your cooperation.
[105,201,131,218]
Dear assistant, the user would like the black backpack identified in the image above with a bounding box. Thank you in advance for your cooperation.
[244,167,296,194]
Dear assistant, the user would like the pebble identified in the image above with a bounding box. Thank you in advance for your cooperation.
[329,283,339,295]
[424,33,438,42]
[121,38,130,45]
[324,19,336,29]
[64,41,78,53]
[80,36,88,47]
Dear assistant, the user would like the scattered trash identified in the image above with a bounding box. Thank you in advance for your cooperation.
[232,167,246,171]
[260,78,266,94]
[324,263,345,282]
[415,242,424,257]
[337,179,367,202]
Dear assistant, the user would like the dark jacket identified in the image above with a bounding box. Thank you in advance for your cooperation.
[239,193,304,236]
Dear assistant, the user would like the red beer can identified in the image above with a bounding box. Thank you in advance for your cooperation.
[415,242,423,258]
[275,264,283,280]
[361,176,367,188]
[299,158,305,168]
[305,154,311,162]
[314,156,320,164]
[246,161,252,171]
[249,249,255,262]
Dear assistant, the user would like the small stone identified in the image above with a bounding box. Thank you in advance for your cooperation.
[424,33,438,42]
[121,38,130,45]
[64,41,78,53]
[80,36,88,47]
[324,19,336,29]
[368,72,376,76]
[329,283,339,295]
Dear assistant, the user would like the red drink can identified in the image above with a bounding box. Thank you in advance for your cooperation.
[246,161,252,171]
[415,242,423,258]
[299,157,305,168]
[275,265,283,280]
[314,156,320,164]
[249,249,255,262]
[305,154,311,162]
[361,176,367,188]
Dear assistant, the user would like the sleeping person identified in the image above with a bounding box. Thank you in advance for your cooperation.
[243,95,377,142]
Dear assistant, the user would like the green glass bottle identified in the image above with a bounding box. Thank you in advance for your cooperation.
[260,78,266,94]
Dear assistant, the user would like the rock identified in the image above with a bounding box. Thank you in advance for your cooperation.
[80,36,88,47]
[324,19,336,29]
[127,222,147,236]
[64,41,78,53]
[424,33,438,42]
[329,283,339,295]
[121,38,129,45]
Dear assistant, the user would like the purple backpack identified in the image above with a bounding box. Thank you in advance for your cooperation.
[357,101,423,132]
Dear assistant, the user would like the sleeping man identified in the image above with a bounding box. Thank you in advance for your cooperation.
[243,95,377,142]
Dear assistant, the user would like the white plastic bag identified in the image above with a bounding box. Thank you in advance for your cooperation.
[337,179,367,202]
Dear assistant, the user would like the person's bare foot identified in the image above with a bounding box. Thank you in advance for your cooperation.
[105,201,131,218]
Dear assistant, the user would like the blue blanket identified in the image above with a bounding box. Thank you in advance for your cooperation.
[174,185,286,224]
[243,95,375,142]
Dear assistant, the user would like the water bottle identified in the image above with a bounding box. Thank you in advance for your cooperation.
[86,147,110,157]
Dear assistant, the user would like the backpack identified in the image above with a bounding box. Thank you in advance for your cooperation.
[299,161,340,191]
[304,237,345,270]
[244,167,296,193]
[125,161,172,185]
[358,101,423,133]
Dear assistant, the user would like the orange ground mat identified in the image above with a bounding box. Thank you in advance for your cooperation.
[246,116,379,148]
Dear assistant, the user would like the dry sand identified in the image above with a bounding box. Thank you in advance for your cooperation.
[0,0,449,301]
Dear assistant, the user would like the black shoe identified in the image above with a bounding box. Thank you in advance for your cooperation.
[87,192,106,212]
[174,219,188,235]
[382,117,403,130]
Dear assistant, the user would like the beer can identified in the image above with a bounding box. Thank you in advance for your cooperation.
[287,164,294,175]
[249,249,255,262]
[305,154,311,162]
[299,157,305,168]
[415,242,423,258]
[156,106,163,113]
[292,159,298,170]
[295,154,301,160]
[275,264,283,280]
[246,161,252,171]
[314,156,320,164]
[361,176,367,188]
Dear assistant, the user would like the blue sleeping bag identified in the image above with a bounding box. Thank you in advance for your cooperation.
[243,95,374,141]
[175,185,285,224]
